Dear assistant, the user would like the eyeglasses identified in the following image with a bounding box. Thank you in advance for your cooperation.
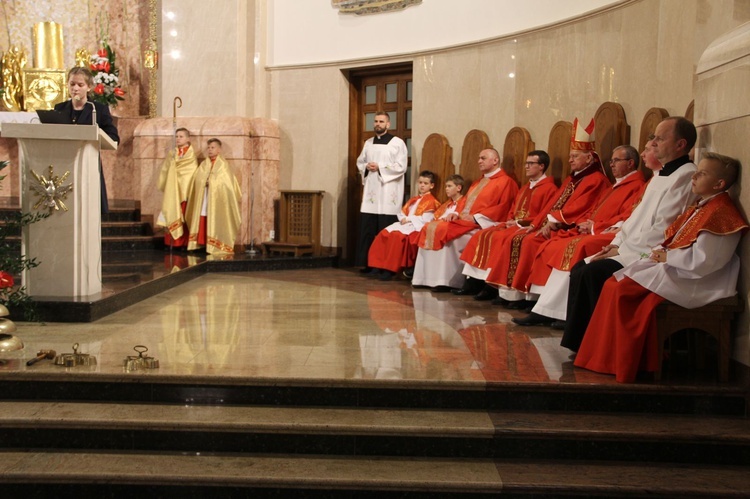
[609,158,628,164]
[525,161,540,166]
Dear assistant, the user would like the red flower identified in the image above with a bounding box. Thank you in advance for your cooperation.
[103,61,111,73]
[89,63,97,71]
[113,87,125,97]
[97,48,108,58]
[0,272,14,289]
[94,83,105,95]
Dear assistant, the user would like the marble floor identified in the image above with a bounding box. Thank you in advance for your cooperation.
[0,267,729,386]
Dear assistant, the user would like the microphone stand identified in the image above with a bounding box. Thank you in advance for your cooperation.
[168,96,182,256]
[245,170,257,256]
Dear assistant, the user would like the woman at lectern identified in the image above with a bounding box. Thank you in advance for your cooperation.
[54,67,119,213]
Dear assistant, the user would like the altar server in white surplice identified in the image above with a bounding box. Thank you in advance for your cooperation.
[355,111,408,271]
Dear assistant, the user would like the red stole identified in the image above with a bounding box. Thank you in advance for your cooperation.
[663,192,748,250]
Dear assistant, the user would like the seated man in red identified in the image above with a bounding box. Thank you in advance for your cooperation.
[516,142,661,328]
[367,170,441,280]
[456,150,558,300]
[512,144,646,325]
[412,148,518,290]
[484,118,611,309]
[575,152,748,383]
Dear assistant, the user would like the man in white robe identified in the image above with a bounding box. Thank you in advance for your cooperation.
[355,111,408,271]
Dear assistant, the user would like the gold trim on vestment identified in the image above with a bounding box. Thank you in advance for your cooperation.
[560,236,584,271]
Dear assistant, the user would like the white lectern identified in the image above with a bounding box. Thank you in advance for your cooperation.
[1,123,117,297]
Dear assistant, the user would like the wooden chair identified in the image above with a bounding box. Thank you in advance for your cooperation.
[638,107,669,180]
[547,120,572,185]
[262,190,323,257]
[502,126,534,186]
[419,133,453,203]
[654,296,742,382]
[458,129,492,187]
[594,102,630,182]
[685,100,694,123]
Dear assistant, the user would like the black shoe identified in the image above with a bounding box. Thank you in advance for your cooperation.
[378,270,395,281]
[359,267,373,274]
[364,268,382,278]
[491,296,509,307]
[432,286,452,293]
[473,285,499,301]
[506,299,535,310]
[550,320,567,330]
[512,312,555,326]
[403,267,414,279]
[451,277,484,295]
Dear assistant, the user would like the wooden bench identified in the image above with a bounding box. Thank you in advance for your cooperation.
[654,295,743,382]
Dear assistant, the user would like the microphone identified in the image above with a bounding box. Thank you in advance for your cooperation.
[87,101,97,128]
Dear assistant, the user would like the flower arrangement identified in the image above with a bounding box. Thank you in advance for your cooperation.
[0,160,47,320]
[89,41,125,107]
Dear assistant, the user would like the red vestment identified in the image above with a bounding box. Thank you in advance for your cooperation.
[485,166,611,287]
[368,193,440,272]
[460,176,558,269]
[526,172,646,288]
[575,193,749,382]
[418,170,518,250]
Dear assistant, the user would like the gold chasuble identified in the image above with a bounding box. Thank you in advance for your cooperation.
[185,155,242,254]
[157,145,199,240]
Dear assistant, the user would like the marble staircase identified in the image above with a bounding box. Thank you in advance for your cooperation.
[0,377,748,497]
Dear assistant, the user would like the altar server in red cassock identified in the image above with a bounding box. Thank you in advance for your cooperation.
[411,149,518,289]
[367,171,441,280]
[485,118,611,308]
[575,153,748,383]
[456,150,558,300]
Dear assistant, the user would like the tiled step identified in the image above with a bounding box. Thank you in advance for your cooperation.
[102,235,158,251]
[2,376,744,416]
[102,221,152,237]
[0,402,747,464]
[2,451,748,498]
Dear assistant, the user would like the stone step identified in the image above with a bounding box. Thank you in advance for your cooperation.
[102,221,153,237]
[1,451,748,498]
[0,402,747,464]
[101,235,158,251]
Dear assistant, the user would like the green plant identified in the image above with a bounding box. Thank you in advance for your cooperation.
[0,160,48,321]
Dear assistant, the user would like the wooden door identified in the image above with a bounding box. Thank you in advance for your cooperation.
[345,63,413,264]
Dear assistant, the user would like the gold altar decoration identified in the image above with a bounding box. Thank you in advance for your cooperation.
[147,0,158,117]
[144,49,158,69]
[32,22,64,69]
[29,165,73,214]
[23,69,66,111]
[75,48,91,67]
[22,21,68,111]
[331,0,422,15]
[1,46,27,112]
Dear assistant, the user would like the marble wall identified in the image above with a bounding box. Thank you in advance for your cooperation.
[273,0,749,250]
[132,117,279,250]
[694,22,750,367]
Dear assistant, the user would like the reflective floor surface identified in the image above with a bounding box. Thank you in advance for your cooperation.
[0,268,731,387]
